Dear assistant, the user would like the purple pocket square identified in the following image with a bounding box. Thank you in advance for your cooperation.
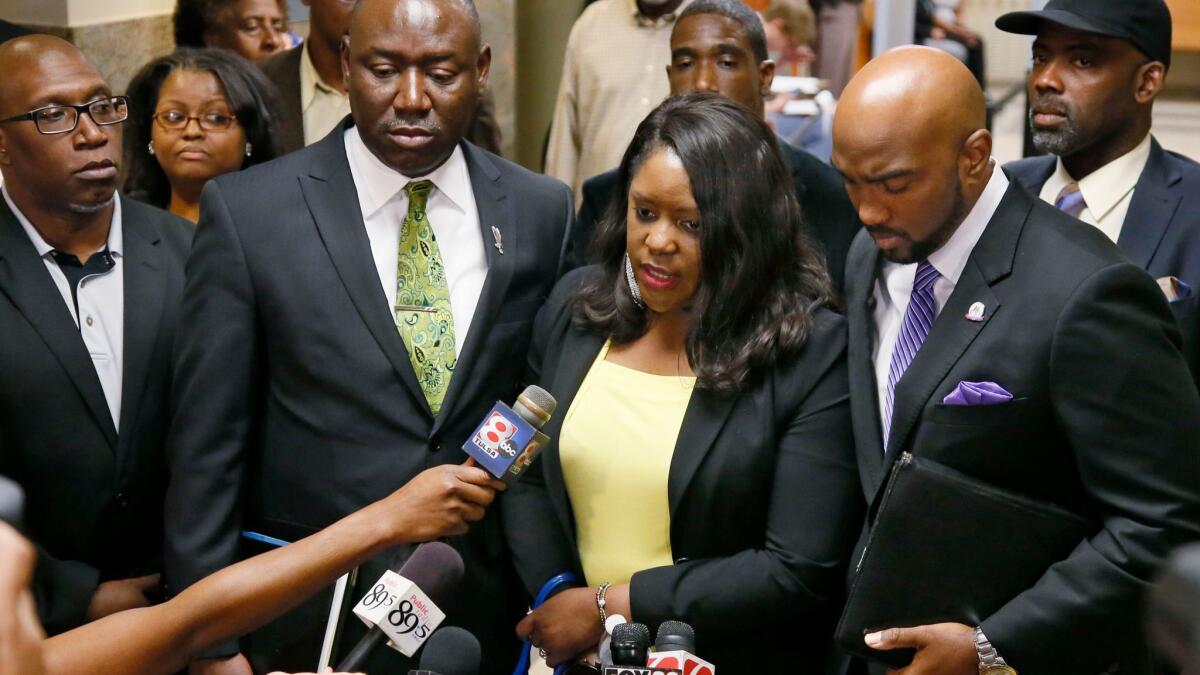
[942,380,1013,406]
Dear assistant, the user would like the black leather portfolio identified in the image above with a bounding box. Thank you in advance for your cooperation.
[834,452,1093,668]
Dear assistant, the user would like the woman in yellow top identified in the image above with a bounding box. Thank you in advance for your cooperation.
[504,93,863,673]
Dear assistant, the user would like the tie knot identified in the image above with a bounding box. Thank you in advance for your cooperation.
[914,260,940,293]
[1055,181,1086,218]
[404,179,434,214]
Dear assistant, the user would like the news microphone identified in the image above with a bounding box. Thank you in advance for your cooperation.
[610,622,651,666]
[645,620,715,675]
[337,542,464,671]
[408,626,480,675]
[462,385,557,483]
[0,475,22,528]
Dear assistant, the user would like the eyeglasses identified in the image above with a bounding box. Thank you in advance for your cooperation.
[152,110,239,131]
[0,96,129,135]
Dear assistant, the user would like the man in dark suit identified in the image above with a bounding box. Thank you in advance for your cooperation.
[163,1,573,674]
[996,0,1200,384]
[0,36,192,635]
[568,0,858,290]
[259,0,353,154]
[835,47,1200,674]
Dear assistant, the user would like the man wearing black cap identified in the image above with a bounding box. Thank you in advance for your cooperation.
[998,0,1200,384]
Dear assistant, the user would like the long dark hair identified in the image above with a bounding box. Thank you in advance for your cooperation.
[122,47,284,207]
[572,92,834,392]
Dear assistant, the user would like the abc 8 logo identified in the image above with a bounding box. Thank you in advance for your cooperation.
[479,412,517,450]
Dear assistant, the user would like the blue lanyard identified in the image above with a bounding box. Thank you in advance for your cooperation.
[513,572,582,675]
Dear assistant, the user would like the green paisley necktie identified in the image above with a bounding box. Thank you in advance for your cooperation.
[394,179,456,414]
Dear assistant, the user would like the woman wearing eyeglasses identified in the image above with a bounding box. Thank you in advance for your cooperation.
[123,48,284,223]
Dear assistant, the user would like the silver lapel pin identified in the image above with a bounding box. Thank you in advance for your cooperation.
[965,301,986,322]
[491,225,504,255]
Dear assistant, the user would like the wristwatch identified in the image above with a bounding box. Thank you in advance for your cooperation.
[974,627,1017,675]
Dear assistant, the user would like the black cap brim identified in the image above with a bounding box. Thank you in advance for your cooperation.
[995,9,1121,40]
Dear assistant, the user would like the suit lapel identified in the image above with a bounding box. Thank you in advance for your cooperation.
[117,200,166,459]
[541,331,606,542]
[1118,139,1183,270]
[845,232,888,492]
[667,387,738,522]
[300,123,432,417]
[432,142,516,435]
[0,198,118,449]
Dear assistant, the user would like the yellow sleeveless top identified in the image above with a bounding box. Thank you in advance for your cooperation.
[559,340,697,586]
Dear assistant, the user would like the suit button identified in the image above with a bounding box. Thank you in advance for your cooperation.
[115,493,129,509]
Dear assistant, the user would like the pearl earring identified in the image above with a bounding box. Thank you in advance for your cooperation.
[147,141,155,156]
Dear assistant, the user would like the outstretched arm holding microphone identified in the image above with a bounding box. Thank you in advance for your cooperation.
[0,462,502,675]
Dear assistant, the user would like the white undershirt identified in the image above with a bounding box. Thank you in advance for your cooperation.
[343,126,488,357]
[3,185,125,427]
[871,165,1009,441]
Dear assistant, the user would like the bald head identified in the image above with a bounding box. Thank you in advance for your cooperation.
[0,35,104,117]
[351,0,481,52]
[831,47,994,264]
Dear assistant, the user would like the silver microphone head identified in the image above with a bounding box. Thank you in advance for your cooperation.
[513,385,556,429]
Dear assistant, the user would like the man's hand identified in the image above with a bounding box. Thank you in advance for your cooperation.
[382,459,507,544]
[516,587,604,667]
[865,622,977,675]
[0,522,45,675]
[86,573,161,621]
[190,653,253,675]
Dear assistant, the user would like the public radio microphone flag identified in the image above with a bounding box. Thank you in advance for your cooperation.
[462,386,556,483]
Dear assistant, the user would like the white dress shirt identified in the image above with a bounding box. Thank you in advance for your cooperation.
[300,41,352,146]
[3,185,125,427]
[343,126,487,357]
[872,164,1009,439]
[1038,133,1152,243]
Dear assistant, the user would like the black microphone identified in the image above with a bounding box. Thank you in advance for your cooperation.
[462,385,557,482]
[337,542,464,671]
[408,626,480,675]
[0,475,22,528]
[610,622,651,666]
[645,620,714,674]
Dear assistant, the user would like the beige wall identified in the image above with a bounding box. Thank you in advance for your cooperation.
[514,0,582,170]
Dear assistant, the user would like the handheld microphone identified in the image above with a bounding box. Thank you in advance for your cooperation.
[0,475,22,528]
[337,542,464,671]
[645,621,714,675]
[407,626,480,675]
[462,385,556,483]
[610,622,651,666]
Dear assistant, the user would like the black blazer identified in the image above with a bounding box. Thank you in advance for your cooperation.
[161,119,573,673]
[501,267,864,674]
[0,195,192,634]
[567,140,860,292]
[1005,137,1200,385]
[843,180,1200,674]
[258,45,305,155]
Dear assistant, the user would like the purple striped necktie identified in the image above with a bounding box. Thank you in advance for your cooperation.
[883,260,941,448]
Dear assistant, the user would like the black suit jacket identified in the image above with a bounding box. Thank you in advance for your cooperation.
[162,120,573,673]
[501,267,864,673]
[258,45,305,155]
[843,180,1200,674]
[0,195,192,634]
[1005,137,1200,384]
[567,139,859,293]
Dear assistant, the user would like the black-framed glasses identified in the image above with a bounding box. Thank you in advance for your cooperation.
[0,96,129,135]
[152,110,238,131]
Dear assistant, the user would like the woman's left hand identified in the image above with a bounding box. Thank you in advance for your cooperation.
[516,587,605,667]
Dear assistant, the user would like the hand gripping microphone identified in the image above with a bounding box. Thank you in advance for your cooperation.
[462,385,556,483]
[337,542,464,671]
[645,621,714,675]
[408,626,480,675]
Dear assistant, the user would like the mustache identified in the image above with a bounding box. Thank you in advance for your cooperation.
[1029,94,1071,117]
[380,119,441,133]
[865,224,911,241]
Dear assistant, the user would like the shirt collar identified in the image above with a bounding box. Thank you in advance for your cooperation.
[880,160,1008,291]
[1054,132,1152,222]
[627,0,689,27]
[2,184,124,258]
[299,41,341,111]
[343,125,473,220]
